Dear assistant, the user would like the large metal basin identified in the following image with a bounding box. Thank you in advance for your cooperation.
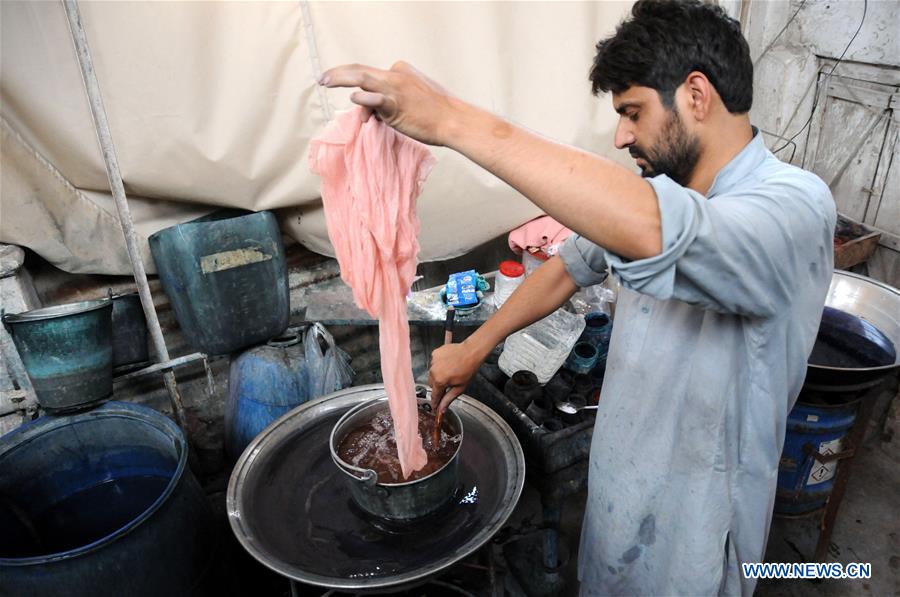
[227,384,525,592]
[806,270,900,390]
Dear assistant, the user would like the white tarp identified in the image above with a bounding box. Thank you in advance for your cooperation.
[0,1,634,275]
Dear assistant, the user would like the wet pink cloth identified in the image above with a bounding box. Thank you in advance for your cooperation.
[507,215,573,255]
[309,107,435,478]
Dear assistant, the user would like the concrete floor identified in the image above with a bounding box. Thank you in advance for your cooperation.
[758,442,900,597]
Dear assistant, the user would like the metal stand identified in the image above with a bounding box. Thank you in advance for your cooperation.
[812,394,876,560]
[62,0,191,434]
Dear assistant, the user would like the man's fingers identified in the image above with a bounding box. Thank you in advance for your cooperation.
[430,382,445,411]
[319,64,386,92]
[350,91,385,109]
[437,386,465,416]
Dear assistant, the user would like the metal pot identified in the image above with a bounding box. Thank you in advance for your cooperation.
[330,396,463,522]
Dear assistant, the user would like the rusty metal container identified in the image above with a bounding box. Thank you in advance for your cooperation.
[833,214,881,270]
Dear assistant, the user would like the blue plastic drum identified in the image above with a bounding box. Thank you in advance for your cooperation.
[775,400,858,515]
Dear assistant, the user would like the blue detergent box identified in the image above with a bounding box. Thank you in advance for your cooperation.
[445,270,480,307]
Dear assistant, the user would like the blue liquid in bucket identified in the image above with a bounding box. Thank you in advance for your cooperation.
[0,475,169,558]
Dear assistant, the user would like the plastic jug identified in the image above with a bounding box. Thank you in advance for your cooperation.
[498,308,585,383]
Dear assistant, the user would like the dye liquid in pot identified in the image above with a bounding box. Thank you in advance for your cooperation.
[809,307,896,369]
[337,405,461,484]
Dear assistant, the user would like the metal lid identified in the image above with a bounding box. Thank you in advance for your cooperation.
[2,299,112,323]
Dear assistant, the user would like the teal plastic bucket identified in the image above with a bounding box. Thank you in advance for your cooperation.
[149,210,289,355]
[2,299,113,412]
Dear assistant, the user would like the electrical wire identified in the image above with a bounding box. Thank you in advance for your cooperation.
[760,128,798,163]
[753,0,808,66]
[772,0,869,155]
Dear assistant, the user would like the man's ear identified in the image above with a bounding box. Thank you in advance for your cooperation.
[684,71,713,121]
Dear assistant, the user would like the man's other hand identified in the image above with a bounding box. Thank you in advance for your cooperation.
[428,340,485,416]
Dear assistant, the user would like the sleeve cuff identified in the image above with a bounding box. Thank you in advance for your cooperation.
[604,175,699,300]
[559,234,608,287]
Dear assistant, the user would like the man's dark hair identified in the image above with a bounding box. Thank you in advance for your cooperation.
[589,0,753,113]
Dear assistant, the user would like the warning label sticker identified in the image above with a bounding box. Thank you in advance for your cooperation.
[807,438,842,485]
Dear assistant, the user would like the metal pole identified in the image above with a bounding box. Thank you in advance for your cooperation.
[62,0,188,432]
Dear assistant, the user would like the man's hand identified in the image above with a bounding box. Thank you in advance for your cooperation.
[428,340,488,416]
[319,61,462,146]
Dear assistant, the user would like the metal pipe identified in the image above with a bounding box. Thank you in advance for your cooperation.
[114,352,208,382]
[541,502,561,570]
[61,0,187,432]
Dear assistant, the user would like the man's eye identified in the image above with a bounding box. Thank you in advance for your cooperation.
[629,113,639,122]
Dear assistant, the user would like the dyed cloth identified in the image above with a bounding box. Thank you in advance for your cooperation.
[309,107,435,478]
[559,129,835,595]
[507,215,573,255]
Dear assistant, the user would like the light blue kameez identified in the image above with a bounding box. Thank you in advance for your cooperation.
[559,130,836,596]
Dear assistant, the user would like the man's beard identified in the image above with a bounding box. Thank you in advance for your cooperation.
[629,108,701,186]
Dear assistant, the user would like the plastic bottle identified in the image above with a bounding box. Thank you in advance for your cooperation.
[498,307,586,383]
[493,260,525,308]
[522,250,549,277]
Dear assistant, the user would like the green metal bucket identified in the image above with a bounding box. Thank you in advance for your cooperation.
[2,299,113,412]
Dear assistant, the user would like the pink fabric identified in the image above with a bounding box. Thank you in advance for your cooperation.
[309,107,434,478]
[507,215,573,255]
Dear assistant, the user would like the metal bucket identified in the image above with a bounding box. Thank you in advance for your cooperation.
[2,299,113,412]
[330,397,463,522]
[109,292,150,368]
[0,402,217,597]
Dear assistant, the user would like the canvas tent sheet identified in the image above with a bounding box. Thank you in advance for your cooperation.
[0,1,634,275]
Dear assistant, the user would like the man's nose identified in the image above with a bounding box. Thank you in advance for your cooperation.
[614,121,635,150]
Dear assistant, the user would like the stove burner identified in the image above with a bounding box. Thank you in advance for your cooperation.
[227,386,524,591]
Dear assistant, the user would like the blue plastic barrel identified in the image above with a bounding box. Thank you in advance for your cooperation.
[775,401,858,515]
[149,210,289,356]
[224,331,309,462]
[0,402,217,596]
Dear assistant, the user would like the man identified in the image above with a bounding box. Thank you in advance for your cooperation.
[321,1,835,594]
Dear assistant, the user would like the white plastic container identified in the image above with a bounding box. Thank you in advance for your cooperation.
[499,308,586,383]
[493,260,525,308]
